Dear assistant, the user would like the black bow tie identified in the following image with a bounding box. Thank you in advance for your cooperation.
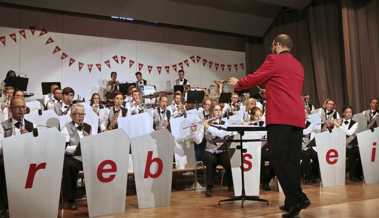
[64,105,69,109]
[344,121,349,125]
[161,110,165,114]
[15,121,22,129]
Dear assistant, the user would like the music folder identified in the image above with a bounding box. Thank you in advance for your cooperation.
[41,82,61,95]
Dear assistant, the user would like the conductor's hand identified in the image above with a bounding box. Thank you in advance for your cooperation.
[227,77,239,87]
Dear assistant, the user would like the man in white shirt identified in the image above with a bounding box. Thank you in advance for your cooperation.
[0,97,34,218]
[103,92,127,131]
[175,69,189,86]
[54,87,74,116]
[363,98,379,129]
[61,104,91,210]
[152,96,171,130]
[126,90,144,116]
[43,84,59,108]
[168,92,186,118]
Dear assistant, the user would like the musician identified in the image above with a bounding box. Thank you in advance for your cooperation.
[103,91,127,131]
[135,71,147,89]
[168,92,186,118]
[90,93,105,116]
[124,85,138,105]
[43,84,59,107]
[45,87,62,110]
[0,97,34,218]
[0,86,14,115]
[54,87,75,116]
[301,109,321,184]
[363,97,379,128]
[203,104,233,197]
[194,98,212,162]
[175,69,189,86]
[341,106,361,181]
[126,90,144,116]
[222,93,242,117]
[153,96,171,130]
[105,72,120,101]
[61,103,91,210]
[229,34,310,217]
[0,70,16,95]
[242,98,258,122]
[303,95,315,113]
[320,99,340,124]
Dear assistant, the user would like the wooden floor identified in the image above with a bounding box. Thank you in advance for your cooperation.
[64,182,379,218]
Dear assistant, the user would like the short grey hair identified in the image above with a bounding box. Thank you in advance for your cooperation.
[70,103,85,115]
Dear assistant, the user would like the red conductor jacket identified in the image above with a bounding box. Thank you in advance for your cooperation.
[235,52,305,128]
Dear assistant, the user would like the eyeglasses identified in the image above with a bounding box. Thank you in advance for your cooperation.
[73,113,85,116]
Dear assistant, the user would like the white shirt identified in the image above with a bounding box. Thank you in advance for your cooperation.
[340,119,358,137]
[61,102,71,115]
[61,122,84,155]
[0,118,26,154]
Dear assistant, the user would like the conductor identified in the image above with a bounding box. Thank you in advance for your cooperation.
[228,34,310,218]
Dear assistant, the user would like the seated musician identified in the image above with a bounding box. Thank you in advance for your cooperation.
[43,84,59,108]
[242,97,258,122]
[320,99,341,131]
[341,106,361,181]
[153,96,171,130]
[301,109,321,184]
[303,95,315,113]
[203,104,233,197]
[124,85,137,106]
[105,71,119,101]
[54,87,75,116]
[126,90,144,116]
[193,98,212,162]
[61,103,91,210]
[0,86,15,121]
[175,69,190,86]
[103,91,127,131]
[135,71,147,89]
[0,97,34,218]
[168,92,186,118]
[363,97,379,129]
[45,87,62,110]
[90,93,105,116]
[13,90,34,114]
[222,93,242,117]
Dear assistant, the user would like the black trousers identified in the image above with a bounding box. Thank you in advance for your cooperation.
[261,143,275,185]
[194,138,206,162]
[267,125,308,207]
[0,158,8,211]
[346,146,363,180]
[203,151,232,188]
[62,156,83,203]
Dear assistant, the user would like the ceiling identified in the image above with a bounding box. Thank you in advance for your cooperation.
[0,0,312,37]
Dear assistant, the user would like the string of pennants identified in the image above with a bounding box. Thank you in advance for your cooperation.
[0,26,245,74]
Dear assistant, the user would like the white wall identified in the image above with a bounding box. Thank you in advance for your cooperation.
[0,26,245,100]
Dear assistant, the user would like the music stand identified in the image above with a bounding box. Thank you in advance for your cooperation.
[8,77,29,91]
[219,92,232,104]
[41,82,61,95]
[218,125,269,208]
[173,85,184,94]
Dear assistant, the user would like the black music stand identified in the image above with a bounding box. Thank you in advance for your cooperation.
[218,125,269,208]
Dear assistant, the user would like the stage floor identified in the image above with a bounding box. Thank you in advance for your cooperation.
[64,182,379,218]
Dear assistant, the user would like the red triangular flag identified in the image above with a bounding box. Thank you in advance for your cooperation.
[196,56,201,63]
[157,66,162,74]
[240,63,245,70]
[138,63,144,71]
[29,26,36,35]
[234,64,238,71]
[129,59,135,68]
[184,59,189,67]
[68,58,76,66]
[227,64,232,72]
[60,52,68,60]
[208,61,213,69]
[221,64,225,71]
[147,65,153,74]
[9,33,17,42]
[215,63,219,71]
[178,62,184,69]
[45,37,54,45]
[0,36,6,46]
[19,30,27,39]
[88,64,93,72]
[120,56,126,64]
[52,46,61,54]
[112,55,119,64]
[39,28,48,36]
[190,56,196,63]
[96,63,102,72]
[202,59,208,66]
[172,64,177,72]
[165,66,170,74]
[104,60,111,68]
[78,62,84,71]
